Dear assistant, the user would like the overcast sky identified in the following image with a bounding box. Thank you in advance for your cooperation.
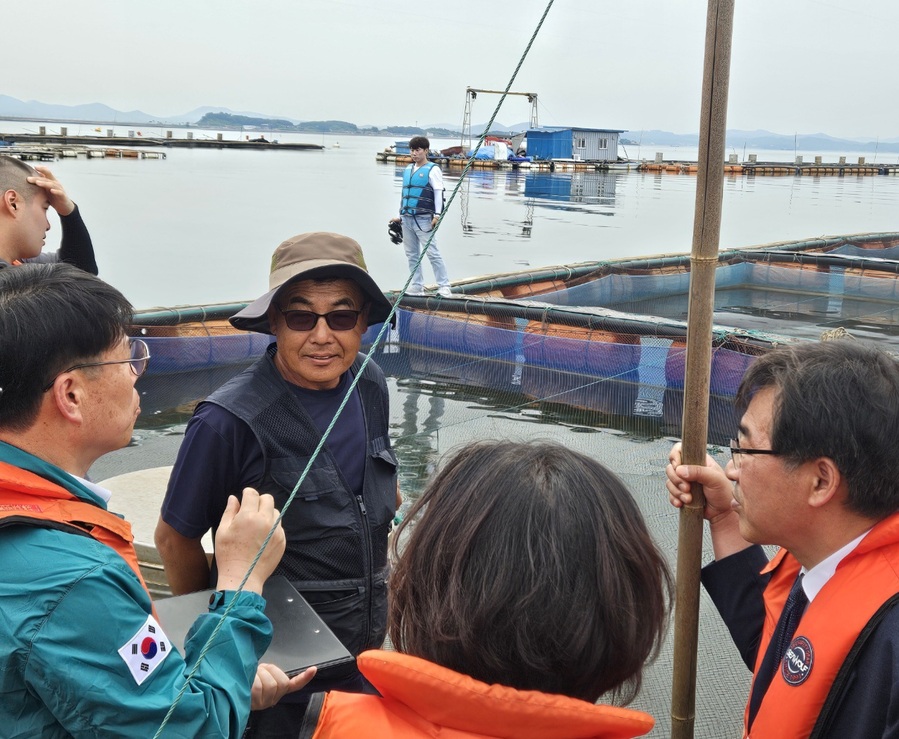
[10,0,896,140]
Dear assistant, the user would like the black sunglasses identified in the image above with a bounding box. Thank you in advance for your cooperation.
[278,308,362,332]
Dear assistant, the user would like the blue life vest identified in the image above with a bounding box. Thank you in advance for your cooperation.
[401,163,439,215]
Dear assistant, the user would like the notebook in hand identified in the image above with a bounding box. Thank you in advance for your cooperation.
[154,575,353,676]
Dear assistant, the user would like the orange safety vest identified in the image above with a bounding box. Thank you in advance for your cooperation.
[309,650,655,739]
[746,512,899,738]
[0,460,156,612]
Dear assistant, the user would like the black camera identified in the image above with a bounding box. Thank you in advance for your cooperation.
[388,220,403,245]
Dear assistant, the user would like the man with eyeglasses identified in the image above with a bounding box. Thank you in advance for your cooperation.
[155,232,399,738]
[0,155,98,274]
[666,340,899,738]
[0,263,313,736]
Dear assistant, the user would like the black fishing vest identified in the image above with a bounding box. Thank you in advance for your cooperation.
[205,344,397,655]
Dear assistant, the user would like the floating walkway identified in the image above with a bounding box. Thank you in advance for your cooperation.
[638,156,899,176]
[0,132,323,152]
[377,149,894,176]
[376,150,549,170]
[740,160,899,176]
[1,144,167,161]
[376,150,634,172]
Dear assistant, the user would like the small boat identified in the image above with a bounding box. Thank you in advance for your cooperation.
[439,145,465,157]
[603,158,640,171]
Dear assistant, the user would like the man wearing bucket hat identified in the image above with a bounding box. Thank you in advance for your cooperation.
[155,232,399,737]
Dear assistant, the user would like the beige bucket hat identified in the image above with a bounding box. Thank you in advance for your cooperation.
[230,232,393,334]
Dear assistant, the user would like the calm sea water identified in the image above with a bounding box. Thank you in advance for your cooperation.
[5,120,897,310]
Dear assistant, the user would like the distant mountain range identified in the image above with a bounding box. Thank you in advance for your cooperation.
[627,128,899,152]
[0,95,300,127]
[2,96,898,152]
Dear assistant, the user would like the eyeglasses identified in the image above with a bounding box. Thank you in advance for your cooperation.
[42,339,151,392]
[729,439,779,467]
[278,308,362,332]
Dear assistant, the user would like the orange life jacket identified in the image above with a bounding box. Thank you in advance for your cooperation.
[309,650,655,739]
[746,512,899,738]
[0,460,155,612]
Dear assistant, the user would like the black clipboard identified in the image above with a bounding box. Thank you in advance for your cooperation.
[154,575,354,676]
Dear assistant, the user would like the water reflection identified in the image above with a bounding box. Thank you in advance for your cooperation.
[373,343,738,448]
[523,171,620,208]
[135,362,253,428]
[446,169,622,238]
[391,384,446,505]
[442,168,536,239]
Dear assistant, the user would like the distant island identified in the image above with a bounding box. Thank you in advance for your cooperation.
[196,112,465,139]
[191,113,664,151]
[194,114,899,153]
[196,112,639,145]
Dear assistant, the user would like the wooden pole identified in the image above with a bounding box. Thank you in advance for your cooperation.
[670,1,735,738]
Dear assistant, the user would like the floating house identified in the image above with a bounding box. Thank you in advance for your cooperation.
[526,126,624,162]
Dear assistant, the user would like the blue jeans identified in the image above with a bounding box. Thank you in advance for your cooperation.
[401,214,450,292]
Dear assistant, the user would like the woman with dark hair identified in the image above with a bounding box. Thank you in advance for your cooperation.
[299,440,673,738]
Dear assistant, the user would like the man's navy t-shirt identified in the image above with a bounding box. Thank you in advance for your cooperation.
[160,370,366,540]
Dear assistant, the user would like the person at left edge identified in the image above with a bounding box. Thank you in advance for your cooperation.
[0,263,314,738]
[155,232,399,738]
[0,155,97,273]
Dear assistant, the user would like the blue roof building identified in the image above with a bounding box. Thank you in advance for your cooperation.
[526,127,625,162]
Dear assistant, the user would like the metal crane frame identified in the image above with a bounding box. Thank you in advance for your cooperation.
[460,87,538,152]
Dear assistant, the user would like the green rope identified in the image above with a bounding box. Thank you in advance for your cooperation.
[152,1,556,735]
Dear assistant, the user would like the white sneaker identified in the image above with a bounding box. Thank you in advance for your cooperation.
[405,288,425,296]
[437,286,452,297]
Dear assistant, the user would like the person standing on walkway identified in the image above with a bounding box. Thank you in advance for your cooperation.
[390,136,451,296]
[0,156,97,274]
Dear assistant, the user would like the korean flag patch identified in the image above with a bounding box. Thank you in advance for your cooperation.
[118,614,171,685]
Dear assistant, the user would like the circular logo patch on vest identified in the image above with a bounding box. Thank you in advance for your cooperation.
[781,635,814,686]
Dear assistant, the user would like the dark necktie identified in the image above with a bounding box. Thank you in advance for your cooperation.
[747,574,808,728]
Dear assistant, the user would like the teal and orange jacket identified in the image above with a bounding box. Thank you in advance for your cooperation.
[0,441,271,738]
